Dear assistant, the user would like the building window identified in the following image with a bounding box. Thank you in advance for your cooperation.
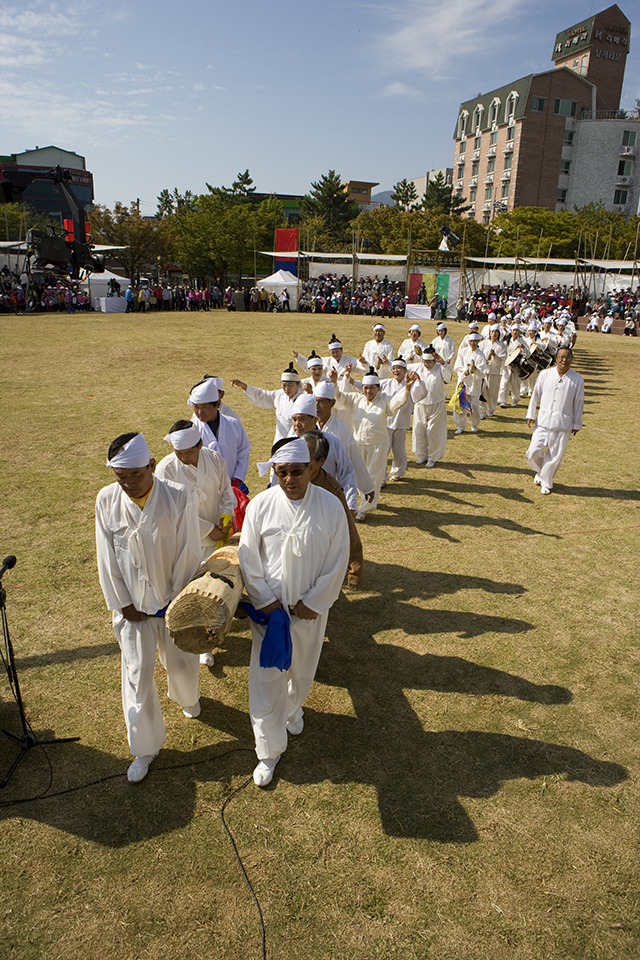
[618,160,633,177]
[564,130,575,145]
[489,131,497,146]
[458,112,468,138]
[485,185,493,201]
[580,55,588,76]
[557,189,567,203]
[457,164,465,179]
[554,98,577,117]
[471,161,479,177]
[473,105,483,132]
[501,183,510,199]
[487,158,495,173]
[506,126,515,142]
[459,140,466,154]
[531,96,546,112]
[490,98,501,125]
[622,130,637,147]
[506,92,519,121]
[469,187,477,202]
[474,135,481,150]
[504,155,512,170]
[614,189,628,204]
[560,160,571,174]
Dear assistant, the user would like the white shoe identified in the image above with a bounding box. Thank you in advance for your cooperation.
[470,426,478,433]
[455,427,464,435]
[127,753,158,783]
[426,460,436,468]
[534,474,542,486]
[415,459,426,465]
[355,511,366,522]
[199,651,215,666]
[253,756,280,787]
[540,486,551,495]
[511,402,518,407]
[286,717,304,735]
[182,700,201,719]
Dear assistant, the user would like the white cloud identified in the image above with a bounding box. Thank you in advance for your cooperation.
[193,82,204,91]
[380,0,527,79]
[380,81,423,98]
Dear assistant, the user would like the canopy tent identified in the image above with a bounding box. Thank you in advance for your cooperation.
[256,269,299,310]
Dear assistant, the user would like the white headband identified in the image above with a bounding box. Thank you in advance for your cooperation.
[409,324,421,332]
[106,433,152,469]
[372,324,385,331]
[328,340,342,350]
[164,424,201,450]
[188,378,219,405]
[257,437,311,477]
[307,354,323,368]
[314,381,335,399]
[362,372,380,385]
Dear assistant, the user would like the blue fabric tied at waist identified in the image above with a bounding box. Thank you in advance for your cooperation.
[239,601,292,672]
[153,605,169,619]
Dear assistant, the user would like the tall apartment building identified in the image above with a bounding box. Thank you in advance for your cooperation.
[452,5,632,224]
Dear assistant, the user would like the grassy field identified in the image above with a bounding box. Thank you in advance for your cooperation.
[0,309,639,960]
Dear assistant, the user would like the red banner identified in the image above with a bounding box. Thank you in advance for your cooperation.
[275,228,298,253]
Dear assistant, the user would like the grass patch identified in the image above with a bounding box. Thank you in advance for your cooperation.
[0,311,639,959]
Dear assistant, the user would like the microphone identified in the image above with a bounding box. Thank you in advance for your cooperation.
[0,555,17,579]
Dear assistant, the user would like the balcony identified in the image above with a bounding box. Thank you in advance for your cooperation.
[500,171,511,181]
[620,145,636,157]
[484,174,494,184]
[503,143,514,154]
[483,201,492,210]
[469,176,478,187]
[487,146,497,157]
[471,149,480,160]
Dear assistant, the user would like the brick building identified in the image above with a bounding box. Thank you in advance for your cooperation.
[452,5,632,224]
[0,146,93,219]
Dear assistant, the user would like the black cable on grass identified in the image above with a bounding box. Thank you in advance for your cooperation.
[1,744,267,959]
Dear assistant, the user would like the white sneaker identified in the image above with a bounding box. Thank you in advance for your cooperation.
[534,474,542,486]
[470,426,478,433]
[455,427,464,435]
[286,717,304,735]
[426,460,436,468]
[199,651,215,666]
[540,486,551,495]
[415,459,426,465]
[127,753,158,783]
[355,511,366,522]
[182,700,201,719]
[253,755,280,787]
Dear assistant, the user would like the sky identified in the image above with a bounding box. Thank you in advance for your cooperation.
[1,0,639,214]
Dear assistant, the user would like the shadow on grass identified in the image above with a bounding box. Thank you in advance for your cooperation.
[553,484,640,501]
[373,501,557,542]
[16,642,117,671]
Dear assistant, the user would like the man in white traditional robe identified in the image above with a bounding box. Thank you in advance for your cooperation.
[398,324,429,365]
[526,347,584,495]
[314,381,374,504]
[230,362,302,446]
[331,364,419,520]
[453,333,490,433]
[498,325,531,408]
[155,420,236,667]
[380,357,427,480]
[358,323,394,379]
[430,323,456,364]
[188,376,250,483]
[95,432,202,784]
[409,350,452,466]
[239,436,349,786]
[479,325,507,418]
[292,335,359,429]
[288,393,358,509]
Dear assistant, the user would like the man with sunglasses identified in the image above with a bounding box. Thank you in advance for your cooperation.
[238,436,349,787]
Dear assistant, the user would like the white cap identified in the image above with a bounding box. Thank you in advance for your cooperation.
[291,393,318,416]
[188,378,219,405]
[409,323,421,332]
[314,381,335,400]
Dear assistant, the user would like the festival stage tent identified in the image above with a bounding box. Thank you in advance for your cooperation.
[256,269,299,309]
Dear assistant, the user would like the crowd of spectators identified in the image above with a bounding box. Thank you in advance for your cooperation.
[123,283,225,312]
[1,265,90,313]
[295,273,408,315]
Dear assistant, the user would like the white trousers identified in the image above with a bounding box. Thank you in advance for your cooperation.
[412,400,448,463]
[387,427,408,479]
[248,613,329,759]
[498,368,522,406]
[453,393,482,430]
[524,368,539,396]
[526,427,571,490]
[479,374,501,417]
[357,440,388,513]
[113,612,201,757]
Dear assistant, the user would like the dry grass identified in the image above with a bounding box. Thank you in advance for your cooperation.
[0,310,639,959]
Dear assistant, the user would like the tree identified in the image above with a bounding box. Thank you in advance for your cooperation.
[421,172,471,216]
[89,202,175,283]
[391,179,419,212]
[0,202,57,241]
[205,169,257,206]
[156,188,197,218]
[300,170,359,242]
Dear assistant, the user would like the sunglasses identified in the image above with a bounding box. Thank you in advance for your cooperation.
[274,465,308,478]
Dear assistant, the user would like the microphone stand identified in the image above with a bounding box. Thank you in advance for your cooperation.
[1,556,80,789]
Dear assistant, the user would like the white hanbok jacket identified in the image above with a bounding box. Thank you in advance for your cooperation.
[95,478,201,615]
[245,385,302,443]
[526,367,584,432]
[381,375,428,430]
[155,447,235,547]
[192,411,250,481]
[320,413,374,495]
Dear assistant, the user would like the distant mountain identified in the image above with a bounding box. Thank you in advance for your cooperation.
[371,189,394,206]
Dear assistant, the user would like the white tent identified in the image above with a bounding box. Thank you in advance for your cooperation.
[256,269,299,310]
